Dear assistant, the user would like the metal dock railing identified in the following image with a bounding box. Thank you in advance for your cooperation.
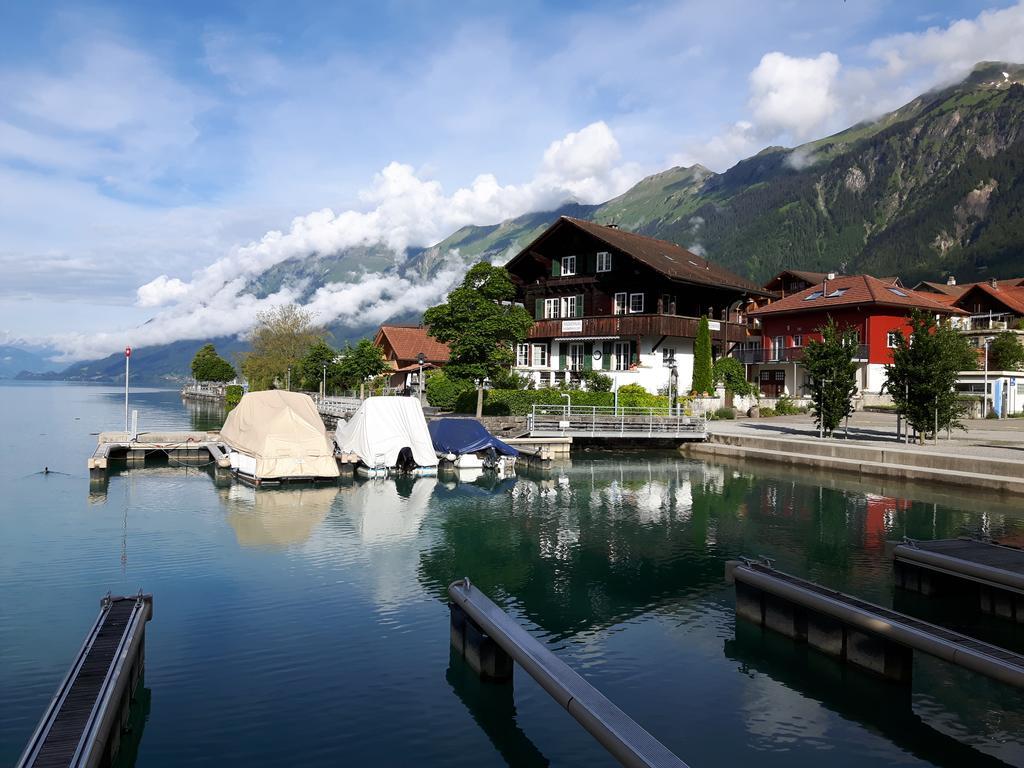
[448,578,688,768]
[526,405,706,441]
[17,593,153,768]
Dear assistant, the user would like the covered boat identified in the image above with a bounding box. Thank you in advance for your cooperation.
[428,417,518,472]
[335,396,438,477]
[219,390,340,485]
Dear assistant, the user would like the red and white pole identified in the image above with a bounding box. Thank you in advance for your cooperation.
[124,346,132,432]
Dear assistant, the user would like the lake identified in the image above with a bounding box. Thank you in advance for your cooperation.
[1,381,1022,767]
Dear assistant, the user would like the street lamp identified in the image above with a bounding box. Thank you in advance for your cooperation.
[322,362,327,398]
[983,336,995,419]
[417,352,426,405]
[667,355,678,415]
[286,366,291,391]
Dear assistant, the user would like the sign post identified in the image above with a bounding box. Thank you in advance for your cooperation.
[124,346,132,432]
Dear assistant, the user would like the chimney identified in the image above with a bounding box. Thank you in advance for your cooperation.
[946,275,957,286]
[827,272,836,280]
[990,278,999,289]
[606,223,619,229]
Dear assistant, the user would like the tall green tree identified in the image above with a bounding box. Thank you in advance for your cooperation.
[423,262,533,417]
[802,319,859,437]
[988,331,1024,371]
[691,315,713,395]
[337,338,389,399]
[190,343,236,382]
[300,339,341,394]
[712,356,755,397]
[241,304,323,391]
[885,309,977,441]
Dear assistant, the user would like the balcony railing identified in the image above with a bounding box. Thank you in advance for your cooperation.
[528,313,747,342]
[731,344,869,364]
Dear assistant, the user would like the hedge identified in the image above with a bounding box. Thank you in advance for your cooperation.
[453,387,671,415]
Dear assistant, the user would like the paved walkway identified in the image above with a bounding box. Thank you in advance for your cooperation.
[708,412,1024,463]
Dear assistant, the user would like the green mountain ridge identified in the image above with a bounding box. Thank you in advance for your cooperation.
[27,61,1024,383]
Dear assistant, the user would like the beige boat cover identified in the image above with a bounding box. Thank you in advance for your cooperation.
[220,390,339,479]
[335,396,437,469]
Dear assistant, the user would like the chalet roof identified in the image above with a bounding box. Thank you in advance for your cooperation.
[764,269,830,288]
[954,282,1024,316]
[374,324,450,363]
[913,277,1024,297]
[747,274,966,317]
[508,216,771,296]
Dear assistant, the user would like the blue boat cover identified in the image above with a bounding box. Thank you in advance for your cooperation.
[428,418,519,457]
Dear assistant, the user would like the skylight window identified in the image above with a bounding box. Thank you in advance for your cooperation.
[826,288,848,298]
[803,291,824,301]
[888,287,909,297]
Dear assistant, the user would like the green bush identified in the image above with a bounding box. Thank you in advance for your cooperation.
[225,385,243,408]
[759,407,777,417]
[712,357,756,397]
[453,387,669,415]
[616,383,663,409]
[713,406,736,420]
[425,371,473,410]
[774,395,806,415]
[578,370,613,392]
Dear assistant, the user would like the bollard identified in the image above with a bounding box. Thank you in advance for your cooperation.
[449,603,513,682]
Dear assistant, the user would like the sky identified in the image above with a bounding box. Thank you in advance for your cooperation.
[2,0,1024,361]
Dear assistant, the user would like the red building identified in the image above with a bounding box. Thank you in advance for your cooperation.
[373,324,450,389]
[738,275,964,398]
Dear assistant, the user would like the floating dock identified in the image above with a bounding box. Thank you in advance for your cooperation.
[88,431,231,481]
[894,538,1024,623]
[726,560,1024,688]
[449,578,688,768]
[17,593,153,768]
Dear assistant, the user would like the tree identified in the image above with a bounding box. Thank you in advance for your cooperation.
[423,262,533,417]
[988,331,1024,372]
[712,356,755,398]
[802,319,859,437]
[241,304,323,391]
[691,315,713,395]
[885,309,977,441]
[300,339,341,394]
[190,343,236,382]
[337,338,389,399]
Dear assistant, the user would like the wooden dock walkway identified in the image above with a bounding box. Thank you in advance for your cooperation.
[88,432,231,480]
[17,594,153,768]
[894,538,1024,623]
[727,560,1024,688]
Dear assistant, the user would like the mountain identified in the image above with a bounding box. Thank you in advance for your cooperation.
[39,62,1024,382]
[0,345,56,378]
[415,61,1024,285]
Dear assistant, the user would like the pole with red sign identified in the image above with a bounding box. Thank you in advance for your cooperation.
[125,346,131,432]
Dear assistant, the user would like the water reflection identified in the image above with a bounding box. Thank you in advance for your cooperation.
[223,484,338,549]
[343,476,436,543]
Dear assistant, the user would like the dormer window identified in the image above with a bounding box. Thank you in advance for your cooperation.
[561,255,576,276]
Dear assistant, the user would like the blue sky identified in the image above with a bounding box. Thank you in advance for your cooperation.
[1,0,1023,358]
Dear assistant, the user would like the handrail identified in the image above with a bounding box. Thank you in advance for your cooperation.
[449,579,688,768]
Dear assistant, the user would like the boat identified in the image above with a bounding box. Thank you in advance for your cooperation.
[219,390,340,486]
[427,417,518,473]
[335,396,438,477]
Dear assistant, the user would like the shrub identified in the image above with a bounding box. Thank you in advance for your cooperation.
[453,387,669,415]
[774,395,805,415]
[425,371,473,410]
[225,385,243,408]
[489,368,530,390]
[713,406,736,420]
[712,357,755,397]
[578,370,613,392]
[616,383,662,409]
[759,407,777,417]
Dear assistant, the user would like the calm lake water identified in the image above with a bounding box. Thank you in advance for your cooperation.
[2,381,1023,767]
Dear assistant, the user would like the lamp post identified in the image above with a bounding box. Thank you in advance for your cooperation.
[417,353,426,404]
[322,362,327,398]
[124,346,131,432]
[561,392,571,416]
[983,336,994,419]
[667,355,678,415]
[286,366,291,391]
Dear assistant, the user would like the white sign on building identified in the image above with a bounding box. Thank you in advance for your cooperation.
[561,319,583,333]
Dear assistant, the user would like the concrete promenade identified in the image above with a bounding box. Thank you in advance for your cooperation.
[681,412,1024,495]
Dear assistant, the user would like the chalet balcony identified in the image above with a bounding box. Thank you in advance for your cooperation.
[731,345,869,364]
[528,314,748,342]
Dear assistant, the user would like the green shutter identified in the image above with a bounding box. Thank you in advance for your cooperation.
[559,342,567,370]
[551,259,561,277]
[585,253,596,273]
[576,294,584,317]
[584,342,593,371]
[535,298,544,320]
[602,341,612,370]
[630,341,639,366]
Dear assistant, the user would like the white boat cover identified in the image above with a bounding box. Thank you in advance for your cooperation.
[335,396,438,469]
[220,390,339,479]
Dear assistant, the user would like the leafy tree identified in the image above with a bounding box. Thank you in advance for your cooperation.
[712,356,755,397]
[423,262,533,417]
[802,319,859,437]
[337,338,389,399]
[489,367,530,390]
[691,316,713,395]
[425,371,473,410]
[241,304,323,391]
[300,340,341,394]
[988,331,1024,371]
[885,309,977,441]
[190,343,236,382]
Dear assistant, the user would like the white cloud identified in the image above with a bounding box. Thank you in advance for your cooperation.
[749,52,841,140]
[136,276,191,307]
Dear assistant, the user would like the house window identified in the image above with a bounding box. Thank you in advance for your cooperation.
[560,295,579,318]
[614,292,627,315]
[561,255,577,276]
[887,331,900,348]
[596,251,612,272]
[629,293,645,313]
[544,297,560,319]
[532,344,548,367]
[662,348,676,367]
[774,371,785,382]
[613,341,631,371]
[568,343,586,371]
[772,335,784,361]
[516,343,529,367]
[792,335,802,347]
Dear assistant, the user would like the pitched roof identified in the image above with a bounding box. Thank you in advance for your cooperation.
[747,274,966,317]
[374,325,450,363]
[914,277,1024,297]
[954,283,1024,315]
[765,269,830,288]
[508,216,771,296]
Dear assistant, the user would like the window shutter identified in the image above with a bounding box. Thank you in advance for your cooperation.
[630,341,638,367]
[602,341,612,370]
[551,259,561,277]
[586,253,596,273]
[559,342,567,370]
[584,342,593,371]
[576,294,585,317]
[535,298,543,320]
